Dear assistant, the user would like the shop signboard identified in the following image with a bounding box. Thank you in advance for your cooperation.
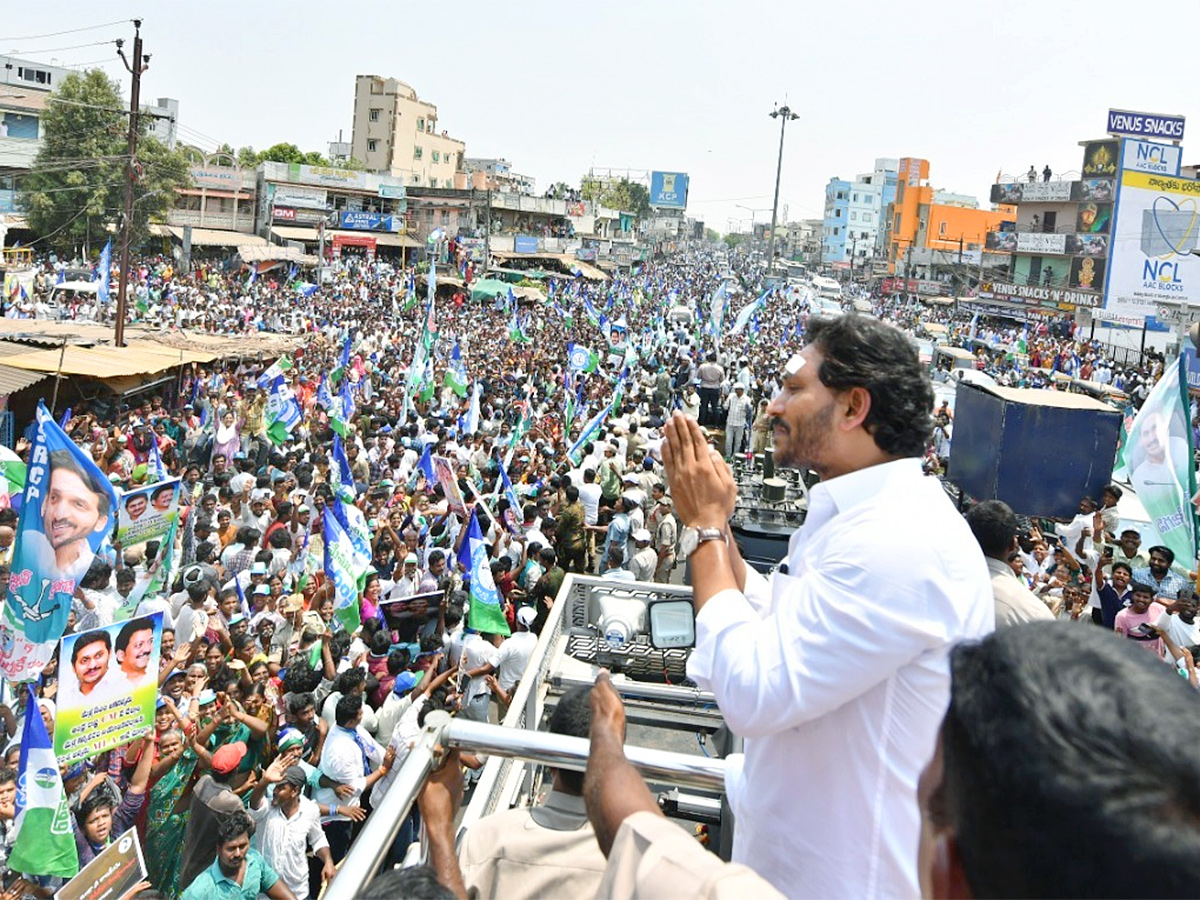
[513,235,539,254]
[1120,139,1182,177]
[1106,108,1186,141]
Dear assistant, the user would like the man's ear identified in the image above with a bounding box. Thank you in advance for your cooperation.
[930,831,972,900]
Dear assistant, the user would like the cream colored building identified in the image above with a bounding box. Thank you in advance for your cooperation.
[350,75,465,189]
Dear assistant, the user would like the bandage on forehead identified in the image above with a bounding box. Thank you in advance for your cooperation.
[783,353,806,377]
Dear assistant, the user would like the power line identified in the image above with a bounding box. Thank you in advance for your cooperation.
[0,21,130,43]
[5,40,115,56]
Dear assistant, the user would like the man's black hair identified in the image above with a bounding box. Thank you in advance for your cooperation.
[964,500,1016,561]
[548,686,593,793]
[804,315,934,457]
[358,866,456,900]
[1148,544,1176,565]
[934,622,1200,896]
[334,693,363,727]
[71,629,111,665]
[77,790,115,823]
[287,691,315,716]
[216,810,254,846]
[115,617,154,654]
[1111,561,1133,576]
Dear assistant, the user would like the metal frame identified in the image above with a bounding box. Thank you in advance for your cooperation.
[324,712,727,900]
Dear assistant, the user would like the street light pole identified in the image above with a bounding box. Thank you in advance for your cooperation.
[766,104,799,271]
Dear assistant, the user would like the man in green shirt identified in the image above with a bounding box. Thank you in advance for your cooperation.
[183,811,295,900]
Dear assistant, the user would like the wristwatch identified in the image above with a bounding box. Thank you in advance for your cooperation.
[680,526,727,558]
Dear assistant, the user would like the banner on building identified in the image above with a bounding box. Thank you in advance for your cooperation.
[1104,171,1200,320]
[115,478,180,546]
[1082,141,1120,178]
[55,613,162,765]
[1121,139,1182,177]
[649,172,689,209]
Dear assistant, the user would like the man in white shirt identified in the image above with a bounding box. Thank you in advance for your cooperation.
[249,762,335,900]
[314,694,394,863]
[459,630,500,723]
[662,315,993,899]
[488,607,538,707]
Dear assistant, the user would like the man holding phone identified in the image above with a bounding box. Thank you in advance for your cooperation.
[662,315,993,899]
[1114,583,1165,655]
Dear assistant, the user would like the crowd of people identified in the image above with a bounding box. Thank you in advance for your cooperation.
[0,238,1194,900]
[0,244,818,898]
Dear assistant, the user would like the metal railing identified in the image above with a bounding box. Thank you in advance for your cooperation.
[324,712,727,900]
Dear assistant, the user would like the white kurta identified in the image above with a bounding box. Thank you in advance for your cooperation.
[688,457,994,898]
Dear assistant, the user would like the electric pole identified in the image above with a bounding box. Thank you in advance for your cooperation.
[766,104,799,272]
[114,19,149,348]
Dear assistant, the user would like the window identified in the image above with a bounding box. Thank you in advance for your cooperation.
[417,118,425,132]
[853,193,859,202]
[432,150,440,163]
[440,210,450,225]
[863,213,872,223]
[367,139,378,152]
[369,108,381,122]
[833,227,840,236]
[938,221,946,236]
[836,191,845,200]
[850,212,857,221]
[834,209,842,218]
[446,153,455,169]
[413,146,423,160]
[411,175,421,184]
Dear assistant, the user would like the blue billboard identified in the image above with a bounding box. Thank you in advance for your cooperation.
[649,171,689,209]
[339,210,382,230]
[513,235,539,254]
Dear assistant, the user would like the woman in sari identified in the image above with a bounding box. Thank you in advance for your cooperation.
[143,721,215,899]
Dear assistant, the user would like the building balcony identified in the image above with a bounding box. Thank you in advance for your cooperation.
[0,135,37,171]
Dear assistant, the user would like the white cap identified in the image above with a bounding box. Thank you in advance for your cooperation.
[632,528,652,543]
[516,606,537,627]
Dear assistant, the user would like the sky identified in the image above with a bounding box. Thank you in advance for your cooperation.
[3,0,1198,234]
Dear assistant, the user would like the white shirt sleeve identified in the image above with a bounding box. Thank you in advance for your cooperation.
[687,561,948,740]
[319,735,367,793]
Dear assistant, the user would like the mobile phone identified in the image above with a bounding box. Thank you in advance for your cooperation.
[1136,623,1157,637]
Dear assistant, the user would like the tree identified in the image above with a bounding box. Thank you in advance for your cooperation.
[724,233,744,250]
[21,69,191,254]
[704,227,720,243]
[600,178,651,221]
[236,146,258,168]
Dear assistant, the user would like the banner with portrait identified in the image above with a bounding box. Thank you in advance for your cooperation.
[54,613,162,765]
[115,478,180,546]
[432,455,468,519]
[0,402,119,682]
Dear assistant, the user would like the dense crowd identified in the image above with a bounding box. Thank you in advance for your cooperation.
[0,239,1194,899]
[0,245,821,898]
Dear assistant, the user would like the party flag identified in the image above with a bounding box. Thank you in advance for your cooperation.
[8,686,77,877]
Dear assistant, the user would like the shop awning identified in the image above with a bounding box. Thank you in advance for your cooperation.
[0,364,49,395]
[270,226,319,242]
[150,225,267,248]
[239,245,320,266]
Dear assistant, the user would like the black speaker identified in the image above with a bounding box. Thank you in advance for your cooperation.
[948,381,1121,519]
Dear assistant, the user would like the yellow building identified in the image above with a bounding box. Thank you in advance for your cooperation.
[350,75,465,189]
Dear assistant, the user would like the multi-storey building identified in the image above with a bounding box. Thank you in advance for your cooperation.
[349,76,465,189]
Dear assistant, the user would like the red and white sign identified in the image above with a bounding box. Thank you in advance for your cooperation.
[273,207,297,221]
